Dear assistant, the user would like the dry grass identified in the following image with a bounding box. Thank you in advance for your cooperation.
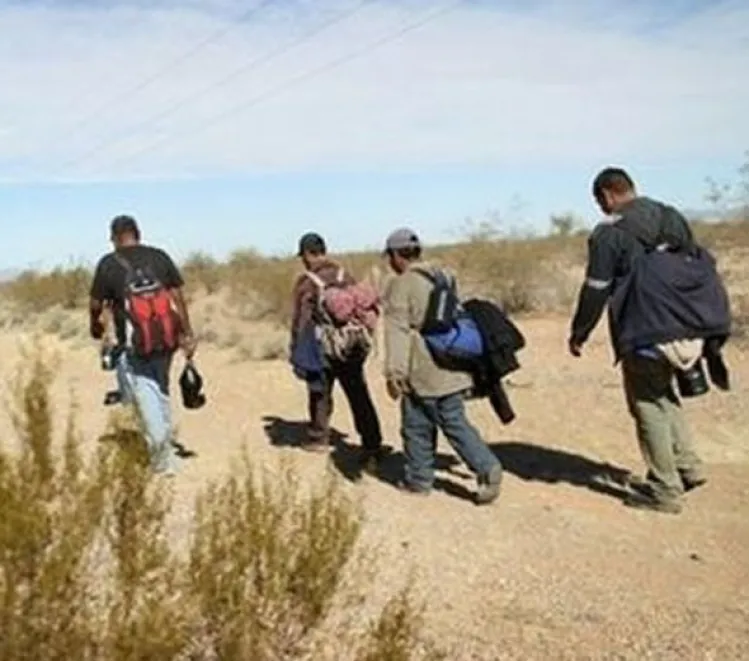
[0,346,439,661]
[1,219,746,347]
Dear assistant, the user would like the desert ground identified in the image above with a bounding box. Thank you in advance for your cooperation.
[0,309,746,661]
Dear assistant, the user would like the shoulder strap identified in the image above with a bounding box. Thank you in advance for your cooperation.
[412,267,453,289]
[336,267,345,283]
[411,267,437,285]
[112,251,134,275]
[305,270,326,290]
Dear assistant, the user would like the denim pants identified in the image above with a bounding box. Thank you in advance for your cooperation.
[116,352,178,474]
[400,391,499,490]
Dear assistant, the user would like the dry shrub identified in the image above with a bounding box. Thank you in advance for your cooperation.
[190,462,362,660]
[355,586,446,661]
[4,265,91,313]
[693,218,749,251]
[0,347,437,661]
[0,341,109,661]
[445,235,584,314]
[731,292,749,341]
[226,249,299,324]
[182,251,225,296]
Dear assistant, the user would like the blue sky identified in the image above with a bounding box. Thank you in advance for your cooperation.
[0,0,747,270]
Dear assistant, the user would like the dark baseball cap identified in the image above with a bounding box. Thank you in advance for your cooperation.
[110,214,139,238]
[383,227,421,254]
[297,232,327,256]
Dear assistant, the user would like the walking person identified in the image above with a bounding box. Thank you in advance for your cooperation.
[381,228,502,504]
[569,168,731,514]
[89,215,196,475]
[290,232,385,468]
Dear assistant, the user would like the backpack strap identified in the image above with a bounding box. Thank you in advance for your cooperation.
[112,251,135,276]
[412,267,453,289]
[305,270,326,290]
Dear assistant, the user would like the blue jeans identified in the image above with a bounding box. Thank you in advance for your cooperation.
[400,391,499,490]
[116,352,178,474]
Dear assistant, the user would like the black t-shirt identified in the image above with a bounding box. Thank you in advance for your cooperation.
[90,244,184,347]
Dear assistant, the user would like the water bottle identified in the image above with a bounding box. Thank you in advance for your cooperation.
[676,360,709,398]
[100,345,116,371]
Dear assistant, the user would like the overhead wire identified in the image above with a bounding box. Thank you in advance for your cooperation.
[70,1,462,178]
[50,0,279,141]
[55,0,377,174]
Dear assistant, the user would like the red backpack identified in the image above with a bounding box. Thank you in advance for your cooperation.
[114,253,182,357]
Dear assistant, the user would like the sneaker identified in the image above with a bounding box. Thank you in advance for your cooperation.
[396,480,431,496]
[680,473,708,493]
[623,491,682,514]
[475,463,503,505]
[302,439,330,454]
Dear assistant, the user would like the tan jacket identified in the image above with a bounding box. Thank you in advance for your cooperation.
[382,260,472,398]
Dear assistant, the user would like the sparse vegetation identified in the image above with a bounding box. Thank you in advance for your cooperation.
[0,346,439,660]
[0,210,747,348]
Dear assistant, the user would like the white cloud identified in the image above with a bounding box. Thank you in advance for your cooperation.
[0,0,746,183]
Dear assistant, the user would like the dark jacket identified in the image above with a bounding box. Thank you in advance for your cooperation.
[570,196,696,347]
[570,196,731,361]
[609,245,732,358]
[463,299,526,425]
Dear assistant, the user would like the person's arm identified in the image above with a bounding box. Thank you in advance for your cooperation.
[160,250,195,357]
[569,226,619,354]
[89,259,108,340]
[290,274,309,347]
[383,275,411,397]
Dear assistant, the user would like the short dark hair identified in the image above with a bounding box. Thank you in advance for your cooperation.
[389,246,422,261]
[592,168,635,199]
[110,214,140,240]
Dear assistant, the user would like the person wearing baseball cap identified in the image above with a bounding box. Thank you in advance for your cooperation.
[381,227,503,504]
[89,214,197,476]
[289,231,385,468]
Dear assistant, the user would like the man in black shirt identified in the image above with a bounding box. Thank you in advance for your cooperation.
[568,168,706,514]
[90,215,196,475]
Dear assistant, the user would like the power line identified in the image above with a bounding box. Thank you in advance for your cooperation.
[52,0,278,141]
[73,1,461,178]
[56,0,376,173]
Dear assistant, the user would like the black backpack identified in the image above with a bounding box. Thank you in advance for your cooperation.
[413,268,461,334]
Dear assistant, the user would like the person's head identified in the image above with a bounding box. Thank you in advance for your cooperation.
[383,228,422,274]
[591,167,637,215]
[297,232,327,270]
[110,215,141,249]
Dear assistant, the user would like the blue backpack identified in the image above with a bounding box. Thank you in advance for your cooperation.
[423,315,485,362]
[412,268,485,364]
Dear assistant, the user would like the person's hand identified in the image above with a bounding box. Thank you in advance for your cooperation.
[181,332,198,360]
[386,376,408,401]
[568,338,583,358]
[90,318,105,341]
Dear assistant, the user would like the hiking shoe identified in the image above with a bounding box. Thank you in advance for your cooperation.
[475,463,503,505]
[396,480,431,496]
[623,491,682,514]
[360,446,391,475]
[629,471,706,495]
[681,474,708,493]
[302,439,330,454]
